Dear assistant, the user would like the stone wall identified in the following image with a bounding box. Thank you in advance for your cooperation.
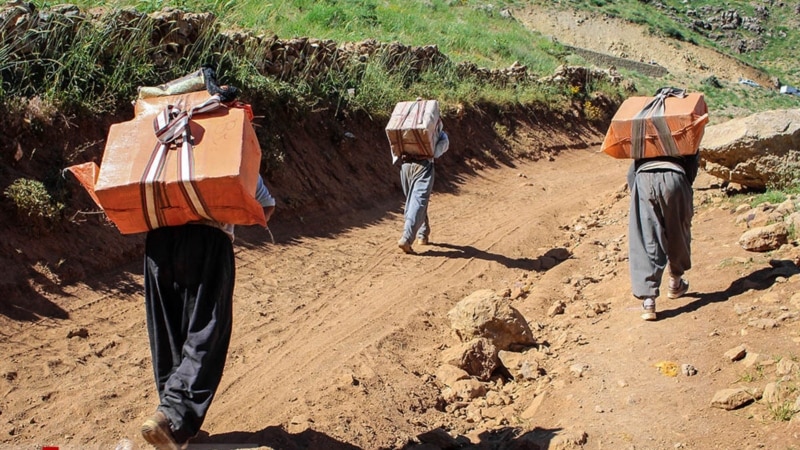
[0,1,623,90]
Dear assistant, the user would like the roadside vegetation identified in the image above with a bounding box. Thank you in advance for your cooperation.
[12,0,800,114]
[11,0,579,117]
[11,0,798,117]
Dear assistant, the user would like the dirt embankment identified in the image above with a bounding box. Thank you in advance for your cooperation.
[0,97,602,312]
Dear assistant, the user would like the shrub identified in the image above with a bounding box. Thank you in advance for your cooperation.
[4,178,65,223]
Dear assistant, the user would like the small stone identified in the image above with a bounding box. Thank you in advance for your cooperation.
[547,301,566,317]
[569,363,589,378]
[681,364,698,376]
[724,345,747,362]
[711,388,759,410]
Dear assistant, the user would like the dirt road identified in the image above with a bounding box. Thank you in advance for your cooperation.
[3,138,800,449]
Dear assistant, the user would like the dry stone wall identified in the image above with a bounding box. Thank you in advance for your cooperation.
[0,1,623,90]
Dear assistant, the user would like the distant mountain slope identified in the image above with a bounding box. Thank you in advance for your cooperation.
[515,3,774,88]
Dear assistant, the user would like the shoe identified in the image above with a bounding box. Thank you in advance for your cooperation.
[398,239,413,254]
[641,298,656,321]
[416,237,429,246]
[667,278,689,299]
[141,411,182,450]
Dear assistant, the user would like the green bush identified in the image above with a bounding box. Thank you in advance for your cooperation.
[4,178,65,223]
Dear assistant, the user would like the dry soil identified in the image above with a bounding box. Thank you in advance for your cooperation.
[1,3,799,450]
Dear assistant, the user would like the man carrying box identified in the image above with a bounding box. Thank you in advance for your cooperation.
[395,119,449,254]
[385,99,450,254]
[625,87,701,321]
[140,174,276,449]
[135,68,278,449]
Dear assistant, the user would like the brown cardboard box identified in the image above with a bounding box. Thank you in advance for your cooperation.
[385,100,441,158]
[67,92,265,234]
[601,92,708,159]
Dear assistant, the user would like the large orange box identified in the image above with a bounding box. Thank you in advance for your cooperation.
[601,92,708,159]
[67,91,266,234]
[385,100,441,158]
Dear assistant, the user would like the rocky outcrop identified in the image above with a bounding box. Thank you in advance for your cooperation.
[700,109,800,189]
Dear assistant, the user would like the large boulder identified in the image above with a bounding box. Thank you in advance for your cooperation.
[700,109,800,189]
[738,222,789,252]
[447,289,535,351]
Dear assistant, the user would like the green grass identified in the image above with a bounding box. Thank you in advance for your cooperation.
[747,190,798,208]
[10,0,578,116]
[3,178,64,223]
[13,0,800,118]
[35,0,558,71]
[736,365,765,383]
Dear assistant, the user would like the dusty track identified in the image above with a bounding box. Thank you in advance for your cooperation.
[0,147,624,448]
[3,141,800,449]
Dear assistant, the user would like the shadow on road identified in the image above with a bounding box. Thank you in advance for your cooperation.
[0,260,142,322]
[658,259,799,321]
[195,424,568,449]
[194,425,361,449]
[418,242,569,273]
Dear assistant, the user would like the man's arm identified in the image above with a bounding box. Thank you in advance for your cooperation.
[254,175,277,224]
[433,131,449,159]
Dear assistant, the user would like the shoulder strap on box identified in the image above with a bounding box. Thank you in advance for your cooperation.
[631,87,686,159]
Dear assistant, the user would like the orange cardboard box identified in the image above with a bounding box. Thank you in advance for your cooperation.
[385,100,440,158]
[67,92,265,234]
[601,92,708,159]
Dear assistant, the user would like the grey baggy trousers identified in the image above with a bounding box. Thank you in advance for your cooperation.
[628,169,693,299]
[144,224,235,442]
[400,158,434,244]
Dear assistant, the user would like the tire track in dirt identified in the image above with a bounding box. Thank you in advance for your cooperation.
[196,149,628,448]
[0,145,681,449]
[5,141,797,449]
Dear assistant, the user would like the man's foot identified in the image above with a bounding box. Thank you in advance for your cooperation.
[416,236,429,246]
[141,411,182,450]
[398,239,413,254]
[667,278,689,299]
[641,298,657,321]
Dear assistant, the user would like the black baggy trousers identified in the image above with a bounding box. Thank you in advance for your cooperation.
[144,224,234,442]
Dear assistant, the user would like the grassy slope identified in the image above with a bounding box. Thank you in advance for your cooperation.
[25,0,799,117]
[43,0,561,71]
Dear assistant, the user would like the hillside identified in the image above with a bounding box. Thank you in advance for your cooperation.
[1,2,800,450]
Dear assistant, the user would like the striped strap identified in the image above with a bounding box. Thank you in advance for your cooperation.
[140,142,170,230]
[153,94,223,144]
[177,130,212,221]
[141,94,224,229]
[631,87,686,159]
